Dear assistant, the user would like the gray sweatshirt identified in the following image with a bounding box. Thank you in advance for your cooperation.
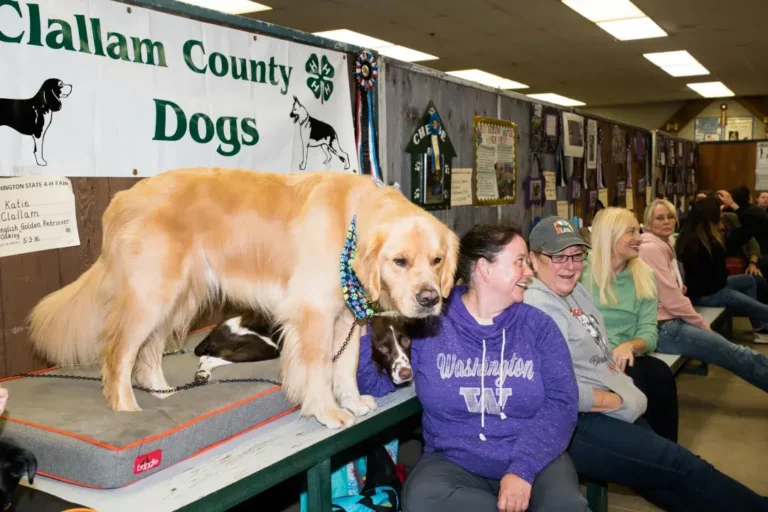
[524,278,647,423]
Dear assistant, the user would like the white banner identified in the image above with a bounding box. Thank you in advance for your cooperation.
[0,0,357,177]
[0,176,80,257]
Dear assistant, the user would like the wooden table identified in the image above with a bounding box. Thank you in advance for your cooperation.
[22,386,421,512]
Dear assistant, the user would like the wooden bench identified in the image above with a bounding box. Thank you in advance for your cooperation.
[586,306,731,512]
[22,386,421,512]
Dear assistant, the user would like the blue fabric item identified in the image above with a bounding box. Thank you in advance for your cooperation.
[299,439,399,512]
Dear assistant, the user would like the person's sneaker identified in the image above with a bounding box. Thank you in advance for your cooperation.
[753,332,768,344]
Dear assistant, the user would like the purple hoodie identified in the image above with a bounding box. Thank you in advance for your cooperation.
[357,285,578,484]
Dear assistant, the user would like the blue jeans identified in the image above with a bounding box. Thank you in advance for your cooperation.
[691,285,768,331]
[657,319,768,392]
[569,413,767,511]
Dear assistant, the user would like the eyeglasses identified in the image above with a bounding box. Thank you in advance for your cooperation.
[541,252,586,264]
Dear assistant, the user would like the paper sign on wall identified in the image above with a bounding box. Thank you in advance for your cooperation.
[598,188,609,207]
[626,188,634,211]
[646,187,653,205]
[543,171,556,200]
[450,168,473,206]
[557,200,569,219]
[0,176,80,258]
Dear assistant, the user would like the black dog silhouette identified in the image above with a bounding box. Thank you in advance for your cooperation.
[0,78,72,166]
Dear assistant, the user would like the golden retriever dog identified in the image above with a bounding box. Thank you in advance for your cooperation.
[27,168,458,428]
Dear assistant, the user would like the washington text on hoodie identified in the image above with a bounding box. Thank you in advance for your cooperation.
[356,285,578,484]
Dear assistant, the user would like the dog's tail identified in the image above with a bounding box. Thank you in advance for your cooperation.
[27,257,112,366]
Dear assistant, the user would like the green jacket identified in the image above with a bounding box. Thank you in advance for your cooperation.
[579,259,658,353]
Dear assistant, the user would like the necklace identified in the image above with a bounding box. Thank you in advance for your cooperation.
[340,215,377,320]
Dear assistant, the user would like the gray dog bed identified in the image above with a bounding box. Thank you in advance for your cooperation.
[0,328,294,489]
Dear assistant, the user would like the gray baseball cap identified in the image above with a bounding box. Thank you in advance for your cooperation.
[529,216,591,253]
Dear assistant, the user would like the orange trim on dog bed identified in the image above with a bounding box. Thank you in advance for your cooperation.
[2,385,282,451]
[36,406,300,489]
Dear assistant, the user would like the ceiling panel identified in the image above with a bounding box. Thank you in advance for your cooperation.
[243,0,768,106]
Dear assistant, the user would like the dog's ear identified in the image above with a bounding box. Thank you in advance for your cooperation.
[440,231,460,298]
[14,448,37,485]
[42,85,63,112]
[353,230,384,303]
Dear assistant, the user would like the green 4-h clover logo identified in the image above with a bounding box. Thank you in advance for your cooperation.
[306,53,335,103]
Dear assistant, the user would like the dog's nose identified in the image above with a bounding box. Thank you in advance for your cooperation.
[399,367,413,381]
[416,288,439,308]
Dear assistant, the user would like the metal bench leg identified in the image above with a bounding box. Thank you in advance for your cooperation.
[307,458,332,512]
[586,481,608,512]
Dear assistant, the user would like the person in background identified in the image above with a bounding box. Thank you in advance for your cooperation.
[640,199,768,392]
[524,216,768,512]
[579,207,679,442]
[756,190,768,211]
[718,186,768,277]
[357,224,588,512]
[676,195,768,343]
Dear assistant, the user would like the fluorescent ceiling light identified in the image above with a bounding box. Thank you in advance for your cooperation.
[687,81,735,98]
[376,46,438,62]
[313,29,391,49]
[527,93,586,107]
[597,16,667,40]
[313,29,438,62]
[562,0,644,23]
[176,0,271,14]
[644,51,709,77]
[445,69,528,89]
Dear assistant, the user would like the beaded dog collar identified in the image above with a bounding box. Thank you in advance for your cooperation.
[340,215,377,320]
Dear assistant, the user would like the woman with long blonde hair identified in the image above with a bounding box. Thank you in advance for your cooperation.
[640,198,768,393]
[580,207,679,441]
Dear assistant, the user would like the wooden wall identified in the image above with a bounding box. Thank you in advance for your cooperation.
[697,141,757,193]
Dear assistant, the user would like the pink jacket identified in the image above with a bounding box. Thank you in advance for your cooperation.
[639,232,709,331]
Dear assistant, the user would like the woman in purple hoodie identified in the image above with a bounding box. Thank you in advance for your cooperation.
[357,224,587,512]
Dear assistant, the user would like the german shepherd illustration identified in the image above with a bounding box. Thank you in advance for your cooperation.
[290,96,350,171]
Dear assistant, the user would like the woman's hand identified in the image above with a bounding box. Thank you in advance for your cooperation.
[746,263,763,277]
[0,387,8,415]
[611,342,635,372]
[497,473,532,512]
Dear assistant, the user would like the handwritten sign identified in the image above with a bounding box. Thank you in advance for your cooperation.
[451,168,473,206]
[626,188,634,211]
[0,176,80,258]
[557,200,569,219]
[646,187,653,205]
[543,171,556,201]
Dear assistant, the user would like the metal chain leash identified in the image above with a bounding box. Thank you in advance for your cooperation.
[10,322,358,393]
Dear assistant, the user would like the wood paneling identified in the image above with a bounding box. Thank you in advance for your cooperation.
[697,141,757,194]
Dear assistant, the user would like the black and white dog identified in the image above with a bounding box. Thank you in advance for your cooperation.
[0,79,72,167]
[289,96,350,171]
[194,311,413,386]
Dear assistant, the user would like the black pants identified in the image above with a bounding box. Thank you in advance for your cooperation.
[402,452,588,512]
[625,355,679,442]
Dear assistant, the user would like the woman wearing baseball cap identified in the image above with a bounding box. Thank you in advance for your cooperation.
[524,216,767,511]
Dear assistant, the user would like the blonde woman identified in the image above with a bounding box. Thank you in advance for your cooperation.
[525,217,767,512]
[640,199,768,393]
[580,207,679,442]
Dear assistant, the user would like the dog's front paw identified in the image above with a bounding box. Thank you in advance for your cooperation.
[310,405,356,429]
[299,164,307,170]
[341,394,377,417]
